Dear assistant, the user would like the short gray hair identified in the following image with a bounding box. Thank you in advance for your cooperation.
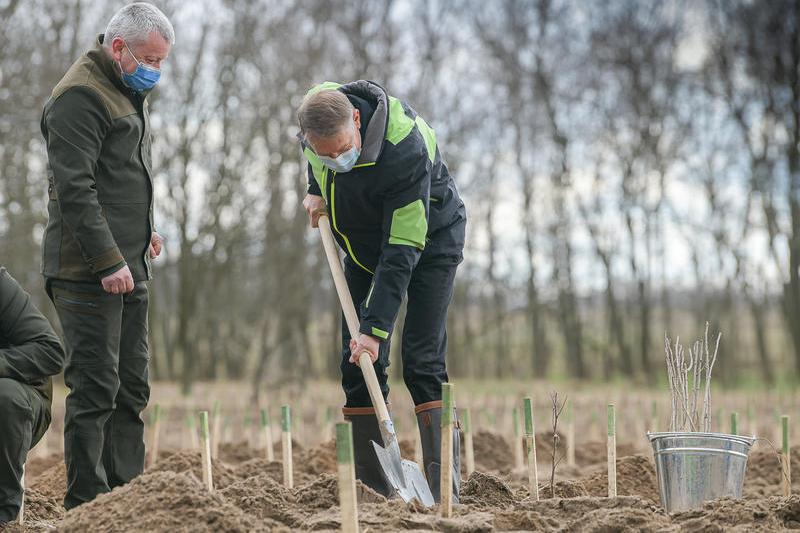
[298,89,355,140]
[104,3,175,47]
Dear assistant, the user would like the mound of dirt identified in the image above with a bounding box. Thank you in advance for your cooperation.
[293,473,387,510]
[582,454,660,504]
[147,450,238,490]
[460,471,516,508]
[472,431,513,473]
[28,463,66,501]
[58,471,265,532]
[218,441,260,464]
[296,439,337,476]
[672,494,800,531]
[511,495,670,531]
[537,479,589,499]
[219,472,298,528]
[744,445,800,497]
[18,486,65,527]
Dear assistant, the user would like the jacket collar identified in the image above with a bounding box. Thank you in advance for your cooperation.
[338,80,388,165]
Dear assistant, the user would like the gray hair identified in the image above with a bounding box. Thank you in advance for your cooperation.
[298,89,355,140]
[104,3,175,47]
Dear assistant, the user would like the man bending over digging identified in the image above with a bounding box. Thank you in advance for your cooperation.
[297,81,467,503]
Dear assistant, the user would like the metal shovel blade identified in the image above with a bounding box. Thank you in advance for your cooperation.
[371,435,435,507]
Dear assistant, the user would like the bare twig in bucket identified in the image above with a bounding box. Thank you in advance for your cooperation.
[549,392,567,498]
[665,322,721,432]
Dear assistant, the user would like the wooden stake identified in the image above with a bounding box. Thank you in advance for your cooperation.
[730,412,739,436]
[607,403,617,498]
[782,415,791,497]
[523,397,539,501]
[211,401,222,458]
[198,411,214,492]
[462,408,475,476]
[18,462,24,525]
[566,400,576,467]
[282,405,293,488]
[336,422,359,533]
[512,406,524,471]
[261,408,275,462]
[147,404,162,467]
[440,383,454,517]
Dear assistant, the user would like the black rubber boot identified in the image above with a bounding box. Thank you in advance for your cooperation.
[343,407,393,497]
[415,401,460,503]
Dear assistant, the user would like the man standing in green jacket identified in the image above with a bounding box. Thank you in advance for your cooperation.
[298,81,467,503]
[0,268,64,525]
[40,3,173,509]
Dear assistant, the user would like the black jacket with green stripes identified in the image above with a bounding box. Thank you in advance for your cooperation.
[301,80,466,341]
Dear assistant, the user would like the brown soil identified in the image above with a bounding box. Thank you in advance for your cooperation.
[582,454,660,503]
[57,471,266,532]
[744,445,800,497]
[146,450,238,489]
[472,430,513,472]
[15,432,800,532]
[28,462,66,501]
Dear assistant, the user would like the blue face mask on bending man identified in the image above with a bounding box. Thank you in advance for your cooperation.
[318,121,361,173]
[119,41,161,92]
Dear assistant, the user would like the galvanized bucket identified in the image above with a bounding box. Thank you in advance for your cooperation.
[647,431,756,512]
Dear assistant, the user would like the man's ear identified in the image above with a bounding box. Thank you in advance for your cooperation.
[110,37,126,61]
[353,108,361,129]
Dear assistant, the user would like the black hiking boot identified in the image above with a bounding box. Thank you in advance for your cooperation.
[343,406,393,498]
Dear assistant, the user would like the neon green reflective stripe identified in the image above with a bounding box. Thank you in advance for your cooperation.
[371,327,389,339]
[331,179,374,274]
[415,116,437,162]
[389,199,427,249]
[353,162,376,169]
[365,281,375,308]
[304,147,329,202]
[306,81,342,97]
[385,96,415,145]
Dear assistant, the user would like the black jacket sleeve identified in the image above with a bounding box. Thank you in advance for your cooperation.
[0,269,65,382]
[44,86,126,276]
[307,162,323,197]
[359,150,431,340]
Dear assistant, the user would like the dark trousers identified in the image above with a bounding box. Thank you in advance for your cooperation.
[47,279,150,510]
[0,379,49,522]
[341,254,459,408]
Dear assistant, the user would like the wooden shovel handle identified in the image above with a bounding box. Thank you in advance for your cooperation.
[318,215,391,426]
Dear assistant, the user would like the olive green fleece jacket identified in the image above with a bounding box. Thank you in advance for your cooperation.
[40,34,155,282]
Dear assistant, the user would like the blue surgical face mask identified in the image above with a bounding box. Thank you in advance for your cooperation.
[119,42,161,92]
[319,145,360,173]
[317,123,361,173]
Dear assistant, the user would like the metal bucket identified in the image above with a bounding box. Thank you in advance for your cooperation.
[647,431,756,513]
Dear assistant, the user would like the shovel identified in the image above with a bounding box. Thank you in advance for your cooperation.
[317,214,435,508]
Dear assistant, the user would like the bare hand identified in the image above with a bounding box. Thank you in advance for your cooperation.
[101,265,134,294]
[302,194,327,228]
[349,333,380,365]
[149,231,164,259]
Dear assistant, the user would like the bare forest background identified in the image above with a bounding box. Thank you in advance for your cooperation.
[1,0,799,397]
